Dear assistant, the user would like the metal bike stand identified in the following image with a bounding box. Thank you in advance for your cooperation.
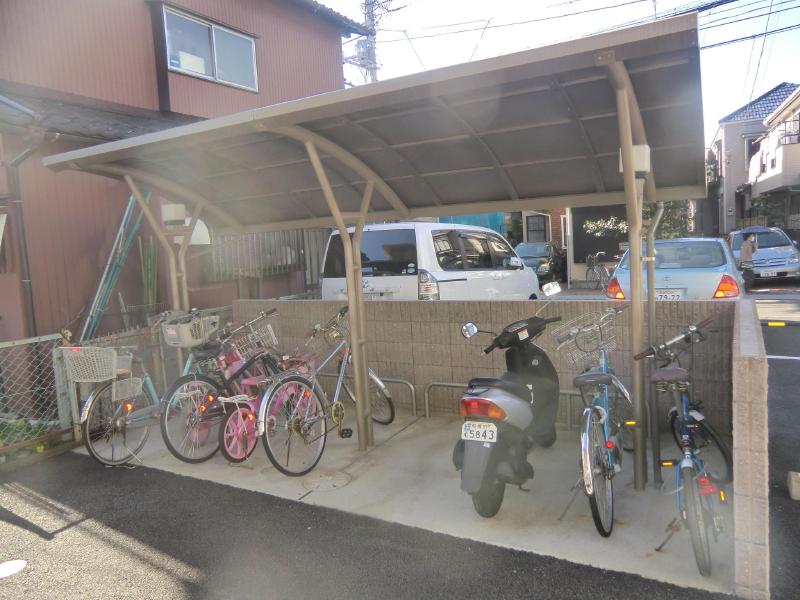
[316,373,417,416]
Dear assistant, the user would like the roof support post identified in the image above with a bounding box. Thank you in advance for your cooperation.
[177,203,203,311]
[305,141,373,450]
[614,82,647,491]
[124,175,181,312]
[645,200,665,486]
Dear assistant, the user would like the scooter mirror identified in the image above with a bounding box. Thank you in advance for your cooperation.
[461,322,479,339]
[541,282,562,297]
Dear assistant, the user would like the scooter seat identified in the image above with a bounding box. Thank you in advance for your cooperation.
[467,374,532,401]
[651,365,690,383]
[573,370,614,388]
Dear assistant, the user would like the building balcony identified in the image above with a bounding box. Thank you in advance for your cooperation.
[748,127,800,196]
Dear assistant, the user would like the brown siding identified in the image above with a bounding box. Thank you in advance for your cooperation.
[166,0,345,117]
[0,0,159,110]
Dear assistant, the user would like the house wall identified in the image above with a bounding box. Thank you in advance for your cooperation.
[720,120,767,233]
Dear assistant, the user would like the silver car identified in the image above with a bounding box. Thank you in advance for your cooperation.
[730,227,800,282]
[608,238,743,301]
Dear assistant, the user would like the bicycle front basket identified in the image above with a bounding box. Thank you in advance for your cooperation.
[162,315,220,348]
[550,311,617,371]
[61,346,117,383]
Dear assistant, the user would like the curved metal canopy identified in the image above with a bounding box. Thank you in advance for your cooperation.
[43,14,705,233]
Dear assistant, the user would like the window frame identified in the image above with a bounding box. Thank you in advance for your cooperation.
[486,233,518,270]
[163,6,258,93]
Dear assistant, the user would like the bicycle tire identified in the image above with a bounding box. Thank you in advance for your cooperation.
[81,381,153,466]
[599,266,611,290]
[586,268,601,290]
[670,413,732,483]
[582,408,614,537]
[682,465,712,576]
[262,375,327,477]
[339,361,396,425]
[219,403,258,463]
[160,374,222,464]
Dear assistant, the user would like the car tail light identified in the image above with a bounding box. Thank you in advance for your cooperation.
[606,277,625,300]
[460,398,507,420]
[418,269,440,300]
[713,274,739,298]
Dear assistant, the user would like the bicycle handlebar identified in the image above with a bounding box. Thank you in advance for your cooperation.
[634,317,714,361]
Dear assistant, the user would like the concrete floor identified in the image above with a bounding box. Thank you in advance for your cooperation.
[109,409,734,595]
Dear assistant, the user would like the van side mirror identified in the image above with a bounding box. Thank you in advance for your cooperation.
[508,256,523,269]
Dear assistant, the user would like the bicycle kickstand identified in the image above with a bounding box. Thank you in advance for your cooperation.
[655,518,681,552]
[557,478,584,521]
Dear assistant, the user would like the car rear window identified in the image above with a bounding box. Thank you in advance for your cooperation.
[323,229,418,278]
[619,241,726,269]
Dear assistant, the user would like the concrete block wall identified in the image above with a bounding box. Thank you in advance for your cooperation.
[731,300,770,600]
[234,300,735,435]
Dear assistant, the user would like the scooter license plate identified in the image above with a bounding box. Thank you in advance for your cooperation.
[461,421,497,443]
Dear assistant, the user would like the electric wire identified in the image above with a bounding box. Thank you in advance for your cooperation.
[748,0,775,102]
[700,20,800,47]
[700,0,800,28]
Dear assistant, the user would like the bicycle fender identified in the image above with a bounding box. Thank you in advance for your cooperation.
[367,369,392,399]
[680,456,694,470]
[80,396,94,424]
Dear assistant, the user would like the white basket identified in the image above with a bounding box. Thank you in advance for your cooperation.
[162,315,220,348]
[61,346,117,383]
[236,323,278,359]
[113,377,143,401]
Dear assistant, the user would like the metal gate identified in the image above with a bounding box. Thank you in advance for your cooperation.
[0,333,73,463]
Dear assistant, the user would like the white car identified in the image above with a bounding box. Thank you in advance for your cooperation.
[608,238,743,301]
[320,222,540,301]
[730,227,800,282]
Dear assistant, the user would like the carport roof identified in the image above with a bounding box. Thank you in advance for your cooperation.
[43,14,705,234]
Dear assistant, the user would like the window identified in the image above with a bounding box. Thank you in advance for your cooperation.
[164,8,257,91]
[744,136,760,172]
[730,230,791,250]
[526,215,549,242]
[619,241,725,269]
[487,234,516,269]
[323,230,418,278]
[560,214,568,249]
[460,234,493,270]
[433,230,464,271]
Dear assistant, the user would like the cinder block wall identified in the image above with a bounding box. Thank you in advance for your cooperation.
[234,300,735,435]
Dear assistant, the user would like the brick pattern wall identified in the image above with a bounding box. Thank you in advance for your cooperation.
[234,300,735,435]
[549,208,566,248]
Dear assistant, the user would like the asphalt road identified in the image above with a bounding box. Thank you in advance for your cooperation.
[762,322,800,600]
[0,453,731,600]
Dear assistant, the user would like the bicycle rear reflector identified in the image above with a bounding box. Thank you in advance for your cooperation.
[698,475,718,496]
[624,420,637,427]
[123,402,133,413]
[605,440,616,449]
[719,489,727,503]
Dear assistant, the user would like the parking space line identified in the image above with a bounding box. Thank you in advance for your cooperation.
[767,355,800,361]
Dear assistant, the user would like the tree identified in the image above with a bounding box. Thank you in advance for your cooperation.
[582,200,692,239]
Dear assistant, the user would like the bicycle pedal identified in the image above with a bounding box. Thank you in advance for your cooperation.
[339,428,353,438]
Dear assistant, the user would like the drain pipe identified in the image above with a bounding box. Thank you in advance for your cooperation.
[645,200,664,485]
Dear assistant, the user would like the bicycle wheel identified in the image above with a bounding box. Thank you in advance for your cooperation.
[581,408,614,537]
[339,361,396,425]
[670,413,732,483]
[682,465,712,576]
[81,381,153,466]
[160,374,222,464]
[262,375,327,477]
[585,267,600,289]
[599,267,611,291]
[610,388,634,452]
[219,403,258,463]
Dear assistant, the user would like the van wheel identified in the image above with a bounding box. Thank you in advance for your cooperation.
[529,293,538,300]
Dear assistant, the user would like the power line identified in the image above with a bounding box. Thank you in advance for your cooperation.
[379,0,649,43]
[700,20,800,47]
[700,0,800,27]
[749,0,775,101]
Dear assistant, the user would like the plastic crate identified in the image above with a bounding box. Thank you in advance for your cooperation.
[61,346,117,383]
[162,315,220,348]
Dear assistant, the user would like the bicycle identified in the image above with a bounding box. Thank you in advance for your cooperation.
[634,318,732,576]
[552,306,635,537]
[585,251,611,290]
[259,306,394,476]
[160,309,281,464]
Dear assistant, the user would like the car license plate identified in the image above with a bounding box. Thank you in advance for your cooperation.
[655,288,684,301]
[461,421,497,443]
[761,270,777,278]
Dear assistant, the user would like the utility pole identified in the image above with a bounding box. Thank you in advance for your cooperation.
[364,0,378,83]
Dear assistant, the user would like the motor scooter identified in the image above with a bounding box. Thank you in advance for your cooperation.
[452,283,562,517]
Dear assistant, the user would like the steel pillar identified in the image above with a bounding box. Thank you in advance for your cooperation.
[178,203,203,311]
[615,87,647,490]
[305,141,373,450]
[645,200,665,486]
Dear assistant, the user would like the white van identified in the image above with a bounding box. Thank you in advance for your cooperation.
[320,222,540,301]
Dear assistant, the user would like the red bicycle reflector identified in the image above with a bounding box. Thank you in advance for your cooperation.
[698,475,710,486]
[205,394,216,403]
[246,413,255,422]
[605,440,615,449]
[699,483,718,496]
[459,398,507,420]
[713,274,739,298]
[123,402,133,413]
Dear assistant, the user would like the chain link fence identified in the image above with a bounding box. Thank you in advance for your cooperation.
[0,334,74,463]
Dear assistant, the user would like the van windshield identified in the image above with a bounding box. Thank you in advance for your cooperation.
[323,229,418,277]
[731,230,792,250]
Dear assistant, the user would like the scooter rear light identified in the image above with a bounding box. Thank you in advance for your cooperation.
[460,398,507,420]
[606,277,625,300]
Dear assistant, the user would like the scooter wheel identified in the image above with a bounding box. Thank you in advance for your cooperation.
[471,479,505,518]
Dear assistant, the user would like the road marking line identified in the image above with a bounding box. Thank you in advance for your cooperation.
[767,322,786,327]
[767,355,800,361]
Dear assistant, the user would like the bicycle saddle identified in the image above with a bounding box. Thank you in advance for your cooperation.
[573,370,614,388]
[650,364,690,383]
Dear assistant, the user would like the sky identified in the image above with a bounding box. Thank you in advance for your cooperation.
[324,0,800,145]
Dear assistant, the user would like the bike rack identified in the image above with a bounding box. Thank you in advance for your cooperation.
[316,372,418,416]
[424,382,585,423]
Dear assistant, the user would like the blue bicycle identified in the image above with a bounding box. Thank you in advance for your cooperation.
[552,306,634,537]
[635,318,732,576]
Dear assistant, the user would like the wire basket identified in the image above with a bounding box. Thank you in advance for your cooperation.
[195,356,221,377]
[113,377,143,401]
[161,315,220,348]
[235,323,279,359]
[550,311,618,372]
[61,346,117,383]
